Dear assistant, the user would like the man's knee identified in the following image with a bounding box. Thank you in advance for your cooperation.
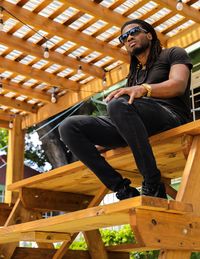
[58,117,77,142]
[107,97,129,117]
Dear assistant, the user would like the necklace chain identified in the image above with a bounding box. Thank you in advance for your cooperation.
[135,63,148,85]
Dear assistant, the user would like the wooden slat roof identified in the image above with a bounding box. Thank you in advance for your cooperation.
[0,0,199,129]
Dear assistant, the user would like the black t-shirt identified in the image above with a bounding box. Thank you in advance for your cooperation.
[136,47,193,122]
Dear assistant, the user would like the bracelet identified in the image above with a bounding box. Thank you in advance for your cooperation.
[141,83,152,97]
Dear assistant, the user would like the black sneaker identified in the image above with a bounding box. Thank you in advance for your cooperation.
[116,179,140,200]
[142,181,167,199]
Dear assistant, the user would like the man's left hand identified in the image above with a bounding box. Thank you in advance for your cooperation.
[105,86,147,104]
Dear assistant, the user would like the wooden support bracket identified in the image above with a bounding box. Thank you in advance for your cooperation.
[20,231,71,243]
[130,208,200,251]
[20,187,93,212]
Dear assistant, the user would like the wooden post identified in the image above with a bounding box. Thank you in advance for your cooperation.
[159,135,200,259]
[4,116,25,204]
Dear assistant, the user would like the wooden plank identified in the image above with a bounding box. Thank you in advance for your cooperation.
[0,56,80,92]
[0,31,104,79]
[132,208,200,251]
[8,120,200,195]
[5,116,25,204]
[159,0,200,23]
[53,186,108,259]
[84,230,108,259]
[0,95,37,113]
[21,63,130,129]
[159,250,191,259]
[0,120,9,129]
[159,135,200,258]
[0,199,41,259]
[176,135,200,213]
[20,231,71,243]
[12,247,130,259]
[167,24,200,48]
[107,243,155,252]
[2,78,51,103]
[0,197,192,244]
[20,187,93,212]
[1,1,128,62]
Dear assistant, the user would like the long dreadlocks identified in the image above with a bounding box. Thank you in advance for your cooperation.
[121,19,162,87]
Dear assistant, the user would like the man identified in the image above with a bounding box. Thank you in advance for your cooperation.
[59,19,192,200]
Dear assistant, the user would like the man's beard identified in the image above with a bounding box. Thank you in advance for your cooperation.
[131,41,150,56]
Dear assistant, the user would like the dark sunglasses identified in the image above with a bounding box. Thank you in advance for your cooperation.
[119,26,147,44]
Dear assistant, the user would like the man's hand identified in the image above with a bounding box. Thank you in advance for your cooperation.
[105,85,147,104]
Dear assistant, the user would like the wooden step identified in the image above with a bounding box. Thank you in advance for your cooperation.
[7,120,200,196]
[0,196,192,244]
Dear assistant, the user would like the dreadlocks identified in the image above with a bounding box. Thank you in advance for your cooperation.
[121,19,162,87]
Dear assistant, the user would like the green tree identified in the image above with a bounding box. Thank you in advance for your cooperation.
[0,128,8,150]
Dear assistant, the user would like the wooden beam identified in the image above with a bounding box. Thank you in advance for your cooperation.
[0,95,38,113]
[1,1,128,63]
[4,116,25,204]
[159,250,191,259]
[12,247,130,259]
[0,56,80,92]
[0,32,104,79]
[167,23,200,48]
[157,134,200,257]
[2,78,51,103]
[177,135,200,213]
[0,199,41,259]
[20,187,93,212]
[21,63,130,129]
[53,186,108,259]
[0,112,15,121]
[131,209,198,251]
[61,0,168,45]
[20,231,71,243]
[158,0,200,23]
[0,120,9,129]
[0,197,193,244]
[84,230,108,259]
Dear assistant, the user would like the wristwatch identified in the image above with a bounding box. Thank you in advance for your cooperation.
[141,83,152,97]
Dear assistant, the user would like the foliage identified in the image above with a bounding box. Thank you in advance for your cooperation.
[100,225,135,245]
[24,132,50,172]
[69,236,88,250]
[0,128,8,151]
[0,126,49,172]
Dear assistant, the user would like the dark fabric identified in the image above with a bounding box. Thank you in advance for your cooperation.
[132,47,193,122]
[59,46,192,193]
[59,97,182,191]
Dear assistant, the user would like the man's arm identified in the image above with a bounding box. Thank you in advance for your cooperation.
[149,64,190,98]
[105,64,190,104]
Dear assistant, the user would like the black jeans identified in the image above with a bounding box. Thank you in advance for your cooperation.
[59,96,182,192]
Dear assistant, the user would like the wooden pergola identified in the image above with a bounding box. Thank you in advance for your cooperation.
[0,0,200,258]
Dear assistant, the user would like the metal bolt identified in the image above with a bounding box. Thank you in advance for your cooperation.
[151,219,157,225]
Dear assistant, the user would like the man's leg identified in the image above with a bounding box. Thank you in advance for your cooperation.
[107,96,182,198]
[59,115,139,196]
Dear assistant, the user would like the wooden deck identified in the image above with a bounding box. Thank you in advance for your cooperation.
[1,119,200,259]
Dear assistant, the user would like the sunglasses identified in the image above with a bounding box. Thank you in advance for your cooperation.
[119,26,147,44]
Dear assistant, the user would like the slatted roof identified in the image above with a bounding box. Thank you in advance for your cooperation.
[0,0,200,129]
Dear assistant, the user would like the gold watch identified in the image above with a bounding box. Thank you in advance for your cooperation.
[141,83,152,97]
